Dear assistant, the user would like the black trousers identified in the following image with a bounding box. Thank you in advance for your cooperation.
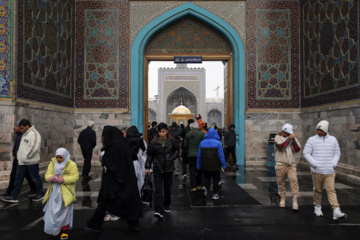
[203,171,220,195]
[6,158,35,194]
[188,156,202,189]
[181,154,188,175]
[87,201,139,230]
[154,171,173,214]
[225,146,237,164]
[81,149,93,176]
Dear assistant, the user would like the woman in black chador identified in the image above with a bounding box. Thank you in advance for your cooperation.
[85,126,142,233]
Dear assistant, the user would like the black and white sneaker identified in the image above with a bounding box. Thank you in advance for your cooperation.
[164,206,171,213]
[1,192,10,197]
[32,194,44,202]
[26,191,37,198]
[2,196,18,203]
[153,212,164,219]
[182,174,187,182]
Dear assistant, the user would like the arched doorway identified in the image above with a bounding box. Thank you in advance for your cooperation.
[207,109,222,128]
[131,3,245,164]
[166,87,197,123]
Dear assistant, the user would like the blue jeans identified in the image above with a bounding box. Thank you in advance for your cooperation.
[11,164,43,199]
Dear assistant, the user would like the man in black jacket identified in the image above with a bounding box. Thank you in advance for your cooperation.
[77,121,97,180]
[180,119,194,182]
[224,123,238,169]
[1,121,36,198]
[168,122,182,176]
[145,123,179,219]
[147,121,158,143]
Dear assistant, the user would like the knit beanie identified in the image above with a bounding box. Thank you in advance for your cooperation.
[317,120,329,133]
[281,123,293,134]
[196,114,202,120]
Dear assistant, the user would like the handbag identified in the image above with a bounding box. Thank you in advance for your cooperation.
[140,174,153,208]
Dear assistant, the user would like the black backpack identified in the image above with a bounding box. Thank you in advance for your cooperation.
[141,174,153,208]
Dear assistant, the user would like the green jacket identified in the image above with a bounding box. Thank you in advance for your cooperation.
[184,129,204,157]
[43,158,79,207]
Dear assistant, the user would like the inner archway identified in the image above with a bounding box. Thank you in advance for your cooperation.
[131,2,245,164]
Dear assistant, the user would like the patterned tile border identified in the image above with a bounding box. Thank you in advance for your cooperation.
[0,0,11,97]
[76,1,129,108]
[247,1,300,108]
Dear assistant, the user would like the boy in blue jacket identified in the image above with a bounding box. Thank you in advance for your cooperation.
[197,128,226,200]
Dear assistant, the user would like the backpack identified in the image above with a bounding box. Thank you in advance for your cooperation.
[140,174,153,208]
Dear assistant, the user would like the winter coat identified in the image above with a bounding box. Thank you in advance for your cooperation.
[145,134,180,173]
[126,126,146,161]
[184,129,204,157]
[77,126,96,151]
[274,132,301,165]
[197,128,226,171]
[13,131,23,158]
[98,126,143,220]
[168,125,182,146]
[303,134,341,175]
[224,123,236,147]
[17,126,42,165]
[43,158,79,207]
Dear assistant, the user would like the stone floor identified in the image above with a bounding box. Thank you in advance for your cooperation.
[1,164,360,240]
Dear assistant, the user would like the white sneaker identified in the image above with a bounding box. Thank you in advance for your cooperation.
[314,205,323,217]
[333,207,347,220]
[154,212,164,219]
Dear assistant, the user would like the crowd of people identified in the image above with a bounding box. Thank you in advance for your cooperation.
[0,117,348,239]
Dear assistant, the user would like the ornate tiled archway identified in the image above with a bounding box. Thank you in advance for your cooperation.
[130,3,245,164]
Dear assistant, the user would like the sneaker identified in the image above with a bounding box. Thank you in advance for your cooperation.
[182,174,187,182]
[1,192,10,197]
[32,194,44,202]
[153,212,164,219]
[164,206,171,213]
[333,207,347,220]
[104,214,111,222]
[314,205,323,217]
[2,196,18,203]
[26,191,37,198]
[110,215,120,221]
[218,181,222,188]
[212,194,220,200]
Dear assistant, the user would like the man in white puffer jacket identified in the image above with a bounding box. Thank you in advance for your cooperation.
[2,119,44,203]
[303,120,346,220]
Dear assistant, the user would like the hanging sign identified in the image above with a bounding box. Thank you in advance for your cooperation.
[174,56,202,63]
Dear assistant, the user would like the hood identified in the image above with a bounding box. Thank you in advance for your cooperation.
[126,126,142,138]
[102,126,123,149]
[228,123,235,130]
[204,128,220,141]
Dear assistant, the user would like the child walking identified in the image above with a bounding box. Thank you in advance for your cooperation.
[43,148,79,239]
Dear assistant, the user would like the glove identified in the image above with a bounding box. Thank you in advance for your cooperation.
[56,176,65,184]
[48,175,56,183]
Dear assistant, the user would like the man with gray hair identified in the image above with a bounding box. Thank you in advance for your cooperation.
[303,120,347,220]
[77,120,96,180]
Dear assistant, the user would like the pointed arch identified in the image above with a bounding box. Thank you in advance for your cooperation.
[131,2,245,164]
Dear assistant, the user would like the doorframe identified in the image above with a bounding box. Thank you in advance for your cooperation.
[130,3,245,165]
[143,54,233,142]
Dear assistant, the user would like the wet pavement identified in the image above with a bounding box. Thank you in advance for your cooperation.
[1,164,360,240]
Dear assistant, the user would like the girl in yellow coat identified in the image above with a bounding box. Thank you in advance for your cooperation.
[43,148,79,239]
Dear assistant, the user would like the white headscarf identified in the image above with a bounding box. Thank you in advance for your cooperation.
[55,148,70,176]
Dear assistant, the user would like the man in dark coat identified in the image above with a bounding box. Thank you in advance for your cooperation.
[85,126,142,232]
[168,122,182,176]
[224,123,238,169]
[77,121,96,180]
[180,119,195,182]
[1,121,36,197]
[145,123,179,219]
[147,121,158,143]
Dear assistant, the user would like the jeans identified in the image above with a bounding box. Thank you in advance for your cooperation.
[82,148,93,177]
[225,146,237,164]
[202,171,220,194]
[6,158,35,194]
[154,171,173,214]
[11,164,43,199]
[188,156,202,189]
